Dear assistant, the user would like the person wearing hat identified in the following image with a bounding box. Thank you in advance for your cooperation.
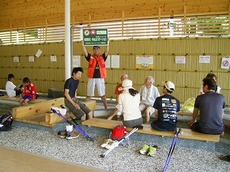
[82,41,109,109]
[107,74,129,120]
[151,81,180,131]
[118,79,143,128]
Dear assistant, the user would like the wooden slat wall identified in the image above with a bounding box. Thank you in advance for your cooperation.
[0,38,229,105]
[0,0,229,31]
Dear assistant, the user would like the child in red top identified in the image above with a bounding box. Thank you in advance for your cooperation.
[20,77,37,105]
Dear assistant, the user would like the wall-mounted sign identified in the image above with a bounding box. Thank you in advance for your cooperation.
[136,55,154,69]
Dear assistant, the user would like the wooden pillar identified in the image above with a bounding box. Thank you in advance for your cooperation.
[122,10,124,37]
[184,5,187,35]
[88,14,91,28]
[158,7,161,36]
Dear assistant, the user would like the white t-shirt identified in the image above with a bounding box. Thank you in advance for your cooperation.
[139,84,160,106]
[5,81,16,97]
[118,90,142,121]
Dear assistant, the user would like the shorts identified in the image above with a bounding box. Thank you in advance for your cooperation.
[64,98,91,119]
[22,95,33,101]
[87,78,105,97]
[139,103,155,115]
[123,117,143,128]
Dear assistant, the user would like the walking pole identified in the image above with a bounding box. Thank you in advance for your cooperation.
[162,128,182,172]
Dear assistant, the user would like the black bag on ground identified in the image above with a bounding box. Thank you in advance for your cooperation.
[0,112,13,131]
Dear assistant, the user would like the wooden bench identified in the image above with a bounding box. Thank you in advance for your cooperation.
[45,100,96,125]
[0,95,46,103]
[82,118,220,142]
[177,111,193,116]
[12,97,96,127]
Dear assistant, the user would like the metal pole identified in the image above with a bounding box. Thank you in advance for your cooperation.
[65,0,71,79]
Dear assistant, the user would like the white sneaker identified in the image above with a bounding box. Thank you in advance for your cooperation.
[105,140,119,149]
[101,139,113,148]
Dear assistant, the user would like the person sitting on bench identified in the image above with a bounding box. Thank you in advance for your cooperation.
[188,77,225,136]
[64,67,93,121]
[5,74,23,97]
[151,81,180,131]
[20,77,37,105]
[117,79,143,128]
[107,74,128,120]
[139,76,160,124]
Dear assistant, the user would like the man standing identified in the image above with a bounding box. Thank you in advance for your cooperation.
[82,41,109,109]
[151,81,180,131]
[188,77,225,136]
[64,67,93,121]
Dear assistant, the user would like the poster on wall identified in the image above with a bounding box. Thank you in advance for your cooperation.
[175,56,186,64]
[35,49,42,58]
[221,57,230,70]
[136,55,154,69]
[83,28,108,46]
[28,56,34,62]
[111,55,120,68]
[105,55,111,68]
[13,56,20,63]
[199,55,210,64]
[72,55,81,67]
[50,55,57,62]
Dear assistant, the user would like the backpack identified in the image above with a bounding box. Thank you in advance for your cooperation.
[111,125,127,140]
[0,112,13,131]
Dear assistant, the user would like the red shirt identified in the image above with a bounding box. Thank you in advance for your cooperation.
[114,83,123,95]
[23,83,37,99]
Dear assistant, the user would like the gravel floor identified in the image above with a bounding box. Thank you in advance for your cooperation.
[0,123,229,172]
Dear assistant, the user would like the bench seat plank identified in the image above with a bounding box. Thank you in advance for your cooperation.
[82,118,220,142]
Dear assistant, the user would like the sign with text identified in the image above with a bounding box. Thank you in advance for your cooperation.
[136,55,154,69]
[83,28,108,46]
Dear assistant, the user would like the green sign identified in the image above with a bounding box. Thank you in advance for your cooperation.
[83,28,108,46]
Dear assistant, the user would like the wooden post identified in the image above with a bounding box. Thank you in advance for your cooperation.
[229,2,230,34]
[23,22,26,42]
[10,23,12,43]
[45,19,48,41]
[158,7,161,36]
[184,5,187,35]
[122,10,124,37]
[88,14,91,28]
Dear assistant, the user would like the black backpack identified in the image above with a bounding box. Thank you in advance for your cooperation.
[0,112,13,131]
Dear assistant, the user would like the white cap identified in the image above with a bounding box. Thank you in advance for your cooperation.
[122,79,133,89]
[164,81,175,92]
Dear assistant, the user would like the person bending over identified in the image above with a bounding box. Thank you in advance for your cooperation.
[107,74,128,120]
[118,79,143,128]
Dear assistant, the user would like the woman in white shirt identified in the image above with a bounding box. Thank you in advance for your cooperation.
[5,74,22,97]
[118,79,143,128]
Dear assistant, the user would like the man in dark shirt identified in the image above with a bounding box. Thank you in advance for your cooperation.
[188,77,225,136]
[82,41,109,109]
[64,67,93,121]
[151,81,180,131]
